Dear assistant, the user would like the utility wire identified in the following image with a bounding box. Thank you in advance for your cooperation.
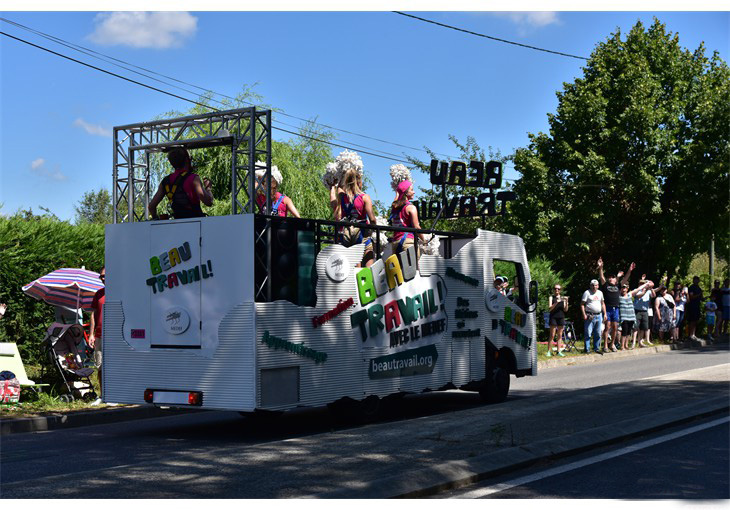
[0,29,521,178]
[393,12,589,61]
[273,118,409,161]
[0,31,214,111]
[0,30,415,165]
[274,127,407,163]
[0,16,456,161]
[0,17,214,102]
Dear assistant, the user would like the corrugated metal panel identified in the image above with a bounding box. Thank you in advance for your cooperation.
[476,230,537,375]
[422,229,537,382]
[104,301,256,410]
[421,233,487,386]
[256,245,364,410]
[470,337,486,380]
[105,223,536,413]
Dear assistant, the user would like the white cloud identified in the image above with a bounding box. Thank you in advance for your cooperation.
[88,12,198,49]
[74,118,112,138]
[492,12,560,35]
[29,158,67,182]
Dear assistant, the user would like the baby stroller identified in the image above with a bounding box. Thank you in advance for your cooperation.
[42,322,97,402]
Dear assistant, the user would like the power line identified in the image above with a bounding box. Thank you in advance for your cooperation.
[0,30,416,165]
[0,16,456,161]
[0,17,216,102]
[0,29,521,179]
[274,127,407,163]
[392,12,589,61]
[0,31,214,111]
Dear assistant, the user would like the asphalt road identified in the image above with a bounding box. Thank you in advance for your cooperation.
[511,346,730,393]
[1,347,728,498]
[440,417,730,499]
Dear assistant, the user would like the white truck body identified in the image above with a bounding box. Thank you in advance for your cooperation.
[103,214,536,411]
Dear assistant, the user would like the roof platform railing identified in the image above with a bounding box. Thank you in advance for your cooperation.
[112,107,272,224]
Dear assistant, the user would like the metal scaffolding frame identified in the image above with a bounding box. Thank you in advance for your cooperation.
[112,107,272,223]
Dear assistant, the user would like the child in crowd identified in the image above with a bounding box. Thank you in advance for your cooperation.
[705,299,717,342]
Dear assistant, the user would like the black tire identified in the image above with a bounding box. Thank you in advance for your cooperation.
[328,395,381,424]
[358,395,381,422]
[59,393,75,403]
[239,409,283,425]
[479,367,510,404]
[380,392,406,419]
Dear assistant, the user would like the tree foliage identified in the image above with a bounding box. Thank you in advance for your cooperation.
[74,188,112,225]
[505,19,729,285]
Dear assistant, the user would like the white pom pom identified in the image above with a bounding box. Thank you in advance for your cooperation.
[335,150,363,177]
[389,163,413,191]
[255,165,283,187]
[322,162,339,189]
[370,215,389,249]
[419,234,440,256]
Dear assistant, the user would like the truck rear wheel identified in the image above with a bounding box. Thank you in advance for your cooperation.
[328,395,381,424]
[479,366,510,403]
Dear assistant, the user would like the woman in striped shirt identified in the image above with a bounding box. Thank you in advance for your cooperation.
[620,281,652,349]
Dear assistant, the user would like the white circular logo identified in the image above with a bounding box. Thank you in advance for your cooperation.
[163,307,191,335]
[485,289,501,313]
[325,253,349,282]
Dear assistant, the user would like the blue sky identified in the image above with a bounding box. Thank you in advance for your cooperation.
[1,10,728,221]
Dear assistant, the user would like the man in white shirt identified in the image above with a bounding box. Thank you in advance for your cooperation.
[581,279,607,354]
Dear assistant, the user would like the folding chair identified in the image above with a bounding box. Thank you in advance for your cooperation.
[562,321,578,352]
[0,342,49,393]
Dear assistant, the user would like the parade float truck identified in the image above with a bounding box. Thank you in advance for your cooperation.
[103,107,538,415]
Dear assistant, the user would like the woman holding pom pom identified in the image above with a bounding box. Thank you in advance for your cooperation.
[331,151,376,267]
[255,165,300,218]
[390,180,427,258]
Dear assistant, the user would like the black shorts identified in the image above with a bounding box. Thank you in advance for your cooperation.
[621,320,635,336]
[687,307,701,322]
[549,317,565,327]
[635,310,650,331]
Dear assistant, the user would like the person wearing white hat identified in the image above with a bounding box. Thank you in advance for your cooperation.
[255,166,300,218]
[581,279,606,354]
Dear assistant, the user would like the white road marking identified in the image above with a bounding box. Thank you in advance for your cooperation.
[452,416,730,498]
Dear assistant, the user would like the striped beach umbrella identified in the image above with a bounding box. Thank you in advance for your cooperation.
[22,268,104,311]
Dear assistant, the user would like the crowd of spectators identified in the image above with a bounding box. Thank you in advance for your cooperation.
[547,258,730,356]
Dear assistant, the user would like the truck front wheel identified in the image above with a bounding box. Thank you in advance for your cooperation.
[479,366,510,403]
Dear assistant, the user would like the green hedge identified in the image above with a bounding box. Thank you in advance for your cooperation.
[0,213,104,377]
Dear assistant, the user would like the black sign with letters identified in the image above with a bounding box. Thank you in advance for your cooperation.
[412,159,516,219]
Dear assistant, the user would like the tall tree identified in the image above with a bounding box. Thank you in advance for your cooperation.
[506,19,729,282]
[74,188,112,225]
